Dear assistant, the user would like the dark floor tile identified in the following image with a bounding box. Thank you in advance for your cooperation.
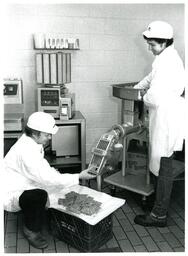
[120,216,134,232]
[168,225,184,240]
[162,232,181,248]
[4,179,185,253]
[55,240,69,253]
[133,224,149,237]
[132,205,145,215]
[179,237,185,246]
[147,228,164,242]
[141,236,160,252]
[118,239,134,252]
[126,212,136,224]
[113,215,120,226]
[157,241,173,252]
[113,225,127,240]
[7,212,18,220]
[121,202,133,213]
[4,233,17,248]
[29,246,43,253]
[68,245,82,253]
[157,226,170,234]
[44,234,56,251]
[114,208,126,220]
[177,210,185,219]
[17,238,30,253]
[172,217,185,230]
[168,208,180,219]
[167,216,177,226]
[6,219,17,233]
[96,247,122,252]
[106,236,119,248]
[4,246,17,253]
[134,244,147,252]
[17,228,24,239]
[126,230,142,246]
[173,247,185,252]
[43,249,57,253]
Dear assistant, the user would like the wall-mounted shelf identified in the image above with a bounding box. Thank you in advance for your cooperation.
[33,34,80,52]
[34,48,80,51]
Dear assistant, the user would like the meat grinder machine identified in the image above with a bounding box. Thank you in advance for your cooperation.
[88,83,154,199]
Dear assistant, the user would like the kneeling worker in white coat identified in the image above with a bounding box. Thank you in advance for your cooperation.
[3,112,95,249]
[134,21,186,227]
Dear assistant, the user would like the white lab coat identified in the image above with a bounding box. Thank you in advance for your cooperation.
[134,45,186,176]
[3,134,79,212]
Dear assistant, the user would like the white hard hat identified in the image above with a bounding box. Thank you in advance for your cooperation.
[142,21,173,39]
[27,112,58,134]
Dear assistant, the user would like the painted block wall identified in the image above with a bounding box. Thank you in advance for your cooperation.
[3,4,185,163]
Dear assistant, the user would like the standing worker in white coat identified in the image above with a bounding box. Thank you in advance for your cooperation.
[3,112,95,249]
[133,21,186,227]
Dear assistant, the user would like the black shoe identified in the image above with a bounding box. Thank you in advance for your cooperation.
[134,214,167,227]
[23,225,48,249]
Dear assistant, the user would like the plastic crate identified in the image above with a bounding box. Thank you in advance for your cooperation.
[48,208,113,252]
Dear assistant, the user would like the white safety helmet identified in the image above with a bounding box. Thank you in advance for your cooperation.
[142,21,173,39]
[27,112,58,134]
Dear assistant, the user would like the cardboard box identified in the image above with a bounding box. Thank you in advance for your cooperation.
[126,151,147,175]
[126,139,148,175]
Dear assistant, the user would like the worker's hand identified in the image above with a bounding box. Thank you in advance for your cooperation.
[140,89,147,97]
[79,166,97,180]
[133,83,140,89]
[138,89,147,100]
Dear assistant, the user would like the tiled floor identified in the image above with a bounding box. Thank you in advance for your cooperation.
[4,177,185,253]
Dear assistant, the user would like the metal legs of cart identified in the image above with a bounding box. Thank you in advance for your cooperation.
[97,125,154,204]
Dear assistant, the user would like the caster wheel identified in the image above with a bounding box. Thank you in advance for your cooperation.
[110,187,116,196]
[141,196,154,212]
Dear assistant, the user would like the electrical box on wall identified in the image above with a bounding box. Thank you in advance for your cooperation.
[3,79,23,104]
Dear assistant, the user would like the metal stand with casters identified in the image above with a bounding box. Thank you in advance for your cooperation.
[103,83,154,199]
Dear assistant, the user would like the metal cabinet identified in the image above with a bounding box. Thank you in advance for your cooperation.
[4,111,86,173]
[45,111,86,172]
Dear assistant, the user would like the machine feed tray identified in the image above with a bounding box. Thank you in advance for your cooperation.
[112,83,144,101]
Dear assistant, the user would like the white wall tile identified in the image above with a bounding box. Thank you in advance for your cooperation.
[5,50,34,67]
[72,66,112,82]
[88,4,123,18]
[4,3,185,163]
[72,50,105,66]
[34,16,75,33]
[35,4,91,17]
[74,17,105,34]
[73,82,111,99]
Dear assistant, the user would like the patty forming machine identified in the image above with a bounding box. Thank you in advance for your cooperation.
[88,82,154,199]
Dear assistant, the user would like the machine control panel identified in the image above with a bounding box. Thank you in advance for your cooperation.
[37,87,60,118]
[88,125,125,176]
[40,89,60,106]
[88,134,115,176]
